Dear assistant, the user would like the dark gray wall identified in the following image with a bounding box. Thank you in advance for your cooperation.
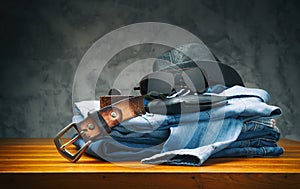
[1,0,300,140]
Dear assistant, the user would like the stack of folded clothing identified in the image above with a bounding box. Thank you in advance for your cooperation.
[211,118,281,158]
[71,43,283,166]
[73,85,283,166]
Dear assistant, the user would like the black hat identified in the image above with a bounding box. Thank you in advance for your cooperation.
[139,43,244,99]
[153,43,244,87]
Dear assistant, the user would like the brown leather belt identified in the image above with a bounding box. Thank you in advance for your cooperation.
[54,96,145,162]
[54,94,227,162]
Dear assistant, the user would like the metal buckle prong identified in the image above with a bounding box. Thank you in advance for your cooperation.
[54,123,91,163]
[59,131,85,150]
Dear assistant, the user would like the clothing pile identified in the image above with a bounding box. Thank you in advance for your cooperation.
[72,43,284,166]
[73,85,283,166]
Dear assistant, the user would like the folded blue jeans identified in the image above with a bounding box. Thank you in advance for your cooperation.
[72,85,283,166]
[209,118,284,158]
[73,117,283,164]
[237,118,280,141]
[140,117,283,166]
[211,146,284,158]
[227,138,278,149]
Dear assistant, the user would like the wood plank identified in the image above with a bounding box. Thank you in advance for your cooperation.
[0,138,299,173]
[1,172,299,189]
[0,138,299,189]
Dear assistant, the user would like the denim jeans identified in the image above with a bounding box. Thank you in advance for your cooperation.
[73,116,283,164]
[141,117,283,166]
[72,85,283,165]
[238,118,280,141]
[211,146,284,158]
[211,119,284,158]
[227,138,278,149]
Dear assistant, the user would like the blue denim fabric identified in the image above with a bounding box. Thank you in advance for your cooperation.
[72,85,283,165]
[73,134,164,162]
[73,86,281,124]
[237,119,280,141]
[140,146,284,166]
[140,117,283,165]
[226,138,278,149]
[208,118,283,158]
[211,146,284,158]
[211,118,282,158]
[206,84,269,102]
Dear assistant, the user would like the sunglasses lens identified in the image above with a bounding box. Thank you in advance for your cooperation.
[182,67,207,94]
[139,71,174,96]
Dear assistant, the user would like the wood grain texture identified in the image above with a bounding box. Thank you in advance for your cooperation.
[0,138,299,189]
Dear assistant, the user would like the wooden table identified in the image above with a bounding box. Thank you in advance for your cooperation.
[0,138,299,189]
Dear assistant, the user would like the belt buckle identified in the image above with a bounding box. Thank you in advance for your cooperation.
[54,123,91,163]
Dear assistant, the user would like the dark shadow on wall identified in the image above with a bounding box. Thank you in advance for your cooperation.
[0,0,299,139]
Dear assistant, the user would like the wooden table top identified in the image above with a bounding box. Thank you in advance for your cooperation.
[0,138,299,173]
[0,138,299,189]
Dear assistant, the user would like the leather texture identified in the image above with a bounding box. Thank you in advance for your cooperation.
[76,96,145,142]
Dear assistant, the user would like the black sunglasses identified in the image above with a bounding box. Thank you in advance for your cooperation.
[138,67,208,99]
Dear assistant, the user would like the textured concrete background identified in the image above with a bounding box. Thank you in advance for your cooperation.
[0,0,300,140]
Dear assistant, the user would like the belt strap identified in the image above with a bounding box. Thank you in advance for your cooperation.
[79,96,145,141]
[54,96,145,162]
